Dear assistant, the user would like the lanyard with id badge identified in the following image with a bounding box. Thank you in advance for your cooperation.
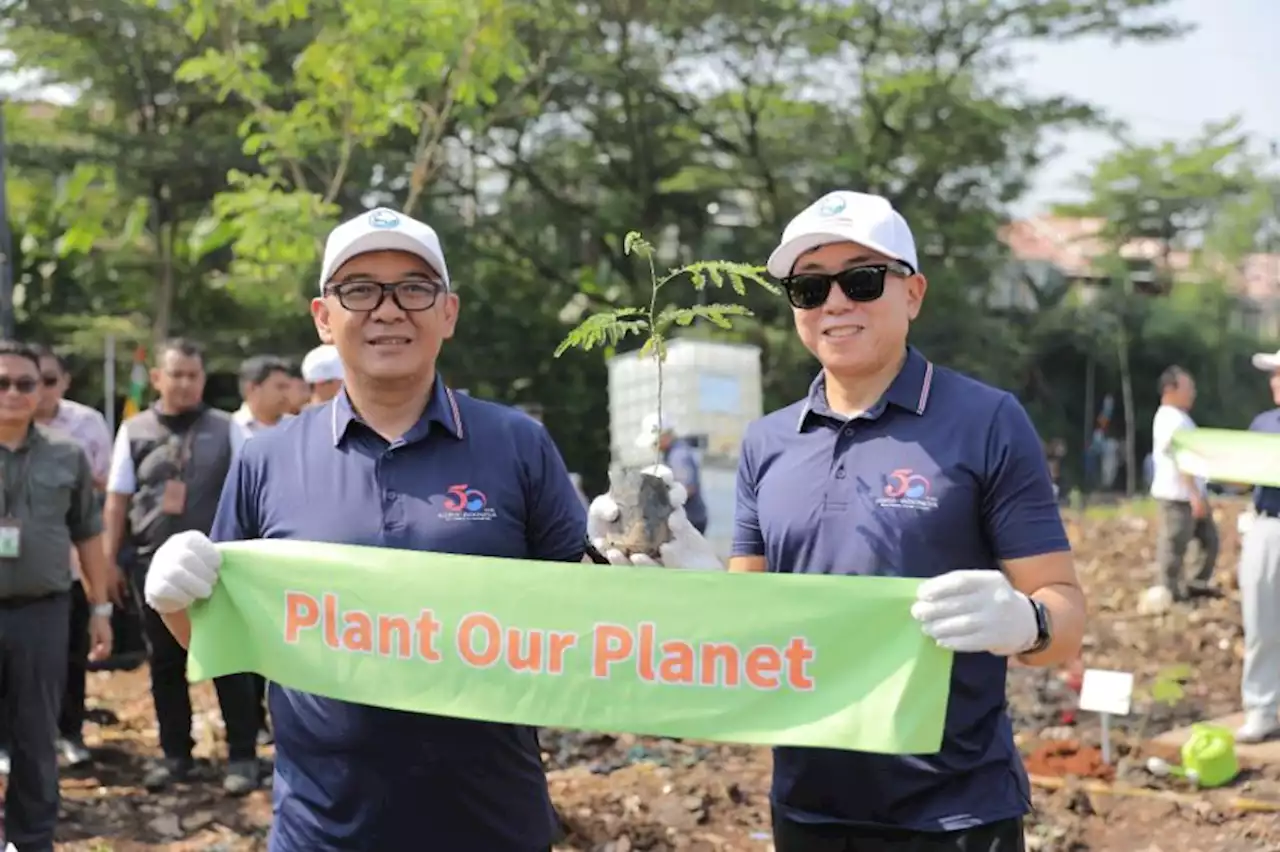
[161,423,200,516]
[0,451,31,559]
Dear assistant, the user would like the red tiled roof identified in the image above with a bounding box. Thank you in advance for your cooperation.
[1001,215,1277,296]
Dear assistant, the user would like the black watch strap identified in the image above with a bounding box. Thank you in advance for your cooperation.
[1023,598,1052,655]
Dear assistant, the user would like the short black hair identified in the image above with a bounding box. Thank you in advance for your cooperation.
[156,337,204,366]
[28,344,68,373]
[1158,365,1189,396]
[0,340,43,372]
[239,354,292,387]
[284,360,304,380]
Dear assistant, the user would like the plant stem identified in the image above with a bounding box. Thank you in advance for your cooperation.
[647,254,663,469]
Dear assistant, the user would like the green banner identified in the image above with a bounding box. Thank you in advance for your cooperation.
[187,540,954,754]
[1170,428,1280,487]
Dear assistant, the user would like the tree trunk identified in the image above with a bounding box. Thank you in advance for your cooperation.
[150,193,175,344]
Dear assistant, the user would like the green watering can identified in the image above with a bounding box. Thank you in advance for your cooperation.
[1180,723,1240,788]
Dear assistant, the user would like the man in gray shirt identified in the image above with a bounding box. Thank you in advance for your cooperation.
[103,338,260,795]
[0,340,114,852]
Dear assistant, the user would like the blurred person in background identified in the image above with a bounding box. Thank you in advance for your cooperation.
[0,340,114,852]
[103,338,261,795]
[1234,349,1280,743]
[34,345,118,769]
[635,412,708,534]
[299,343,344,407]
[233,355,295,441]
[284,362,308,416]
[0,345,119,774]
[590,191,1085,852]
[1149,365,1218,602]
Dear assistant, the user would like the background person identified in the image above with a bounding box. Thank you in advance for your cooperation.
[1234,348,1280,743]
[1149,365,1218,601]
[233,355,295,440]
[299,343,344,406]
[103,338,261,794]
[33,344,117,769]
[635,412,708,534]
[0,340,114,852]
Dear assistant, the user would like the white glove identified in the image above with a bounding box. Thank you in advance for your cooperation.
[910,570,1038,656]
[144,530,223,614]
[587,464,724,571]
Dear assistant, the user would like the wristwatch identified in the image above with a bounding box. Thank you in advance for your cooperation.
[92,603,114,618]
[1021,598,1052,656]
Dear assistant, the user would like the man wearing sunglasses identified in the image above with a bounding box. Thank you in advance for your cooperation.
[589,191,1085,851]
[139,208,589,852]
[0,340,114,852]
[0,347,117,777]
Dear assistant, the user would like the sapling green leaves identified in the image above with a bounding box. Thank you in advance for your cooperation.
[555,229,775,520]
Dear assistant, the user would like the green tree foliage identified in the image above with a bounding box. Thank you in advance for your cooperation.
[7,0,1276,493]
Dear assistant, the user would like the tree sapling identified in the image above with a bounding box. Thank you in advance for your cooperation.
[554,230,776,559]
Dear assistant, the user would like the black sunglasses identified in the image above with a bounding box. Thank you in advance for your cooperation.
[0,377,38,394]
[324,279,446,313]
[41,375,60,387]
[782,261,915,310]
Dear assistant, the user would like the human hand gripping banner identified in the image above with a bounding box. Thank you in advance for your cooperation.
[1170,428,1280,487]
[186,540,954,754]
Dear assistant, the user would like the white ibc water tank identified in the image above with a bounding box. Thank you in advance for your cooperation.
[606,339,763,470]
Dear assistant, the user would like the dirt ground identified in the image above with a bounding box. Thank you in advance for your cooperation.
[12,496,1280,850]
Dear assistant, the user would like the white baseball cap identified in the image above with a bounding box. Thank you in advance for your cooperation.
[1252,349,1280,372]
[318,207,450,292]
[767,191,919,279]
[635,412,677,450]
[300,344,344,384]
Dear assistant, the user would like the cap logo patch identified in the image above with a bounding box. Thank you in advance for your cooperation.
[816,195,847,216]
[368,209,400,229]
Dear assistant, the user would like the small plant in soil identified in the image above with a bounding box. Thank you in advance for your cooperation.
[555,230,776,558]
[1127,663,1192,762]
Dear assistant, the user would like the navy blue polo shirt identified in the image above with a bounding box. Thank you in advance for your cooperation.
[210,377,587,852]
[1250,409,1280,515]
[664,438,708,531]
[732,346,1069,832]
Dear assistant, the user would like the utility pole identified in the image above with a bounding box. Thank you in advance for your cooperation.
[0,100,14,339]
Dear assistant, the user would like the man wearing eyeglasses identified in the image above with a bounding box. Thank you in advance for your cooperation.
[138,208,589,851]
[0,340,114,852]
[588,191,1086,851]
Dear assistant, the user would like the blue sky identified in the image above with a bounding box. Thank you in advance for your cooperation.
[1015,0,1279,215]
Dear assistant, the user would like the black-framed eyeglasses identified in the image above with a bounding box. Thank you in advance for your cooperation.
[41,375,59,387]
[324,279,446,313]
[782,261,915,310]
[0,377,38,394]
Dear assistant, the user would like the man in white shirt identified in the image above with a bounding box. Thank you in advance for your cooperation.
[1149,365,1218,601]
[232,355,295,442]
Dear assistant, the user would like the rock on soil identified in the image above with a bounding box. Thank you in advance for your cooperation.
[14,497,1280,850]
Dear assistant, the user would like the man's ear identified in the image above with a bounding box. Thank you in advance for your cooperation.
[906,274,929,321]
[311,298,335,344]
[440,292,460,341]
